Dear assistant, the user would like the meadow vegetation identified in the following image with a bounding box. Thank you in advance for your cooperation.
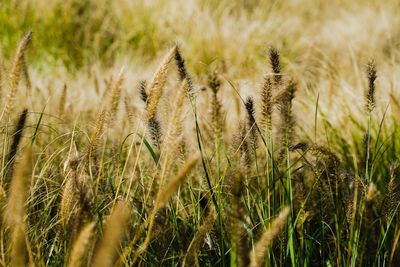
[1,0,400,266]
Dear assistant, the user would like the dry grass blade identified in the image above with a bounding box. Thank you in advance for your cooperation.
[92,201,130,267]
[249,207,290,267]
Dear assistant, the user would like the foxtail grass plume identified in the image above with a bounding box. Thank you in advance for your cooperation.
[93,72,100,95]
[139,80,147,103]
[155,154,199,208]
[261,76,273,133]
[124,95,135,125]
[245,96,258,153]
[68,222,95,267]
[235,120,251,172]
[385,163,400,221]
[106,68,124,126]
[61,156,93,247]
[60,167,79,227]
[88,109,107,159]
[3,31,32,119]
[162,79,188,151]
[209,71,222,141]
[58,83,67,116]
[6,109,28,179]
[366,60,377,113]
[148,117,162,148]
[5,145,33,267]
[21,55,31,92]
[138,80,162,146]
[183,207,216,266]
[231,164,250,266]
[175,45,194,94]
[280,80,296,149]
[92,201,130,267]
[100,76,114,105]
[250,207,290,267]
[136,154,199,262]
[146,45,177,121]
[269,46,281,84]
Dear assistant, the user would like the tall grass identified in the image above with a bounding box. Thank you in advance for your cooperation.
[1,1,400,266]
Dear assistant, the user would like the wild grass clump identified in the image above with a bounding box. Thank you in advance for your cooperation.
[1,8,400,265]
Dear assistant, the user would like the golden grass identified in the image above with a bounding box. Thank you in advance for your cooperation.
[1,1,400,265]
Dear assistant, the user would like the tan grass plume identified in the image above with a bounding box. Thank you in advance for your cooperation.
[146,45,177,121]
[162,78,188,151]
[249,207,290,267]
[88,109,107,159]
[135,154,199,262]
[183,206,216,266]
[5,145,33,267]
[106,68,124,126]
[2,31,32,119]
[92,201,130,267]
[68,222,95,267]
[155,154,199,208]
[58,83,67,116]
[60,168,79,228]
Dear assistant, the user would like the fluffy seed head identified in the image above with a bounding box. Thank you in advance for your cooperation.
[269,46,281,84]
[208,71,221,94]
[250,207,290,267]
[261,76,273,132]
[92,202,130,267]
[5,145,33,267]
[59,83,67,116]
[3,31,32,118]
[174,45,193,94]
[366,60,377,112]
[146,45,177,121]
[68,222,95,267]
[7,109,28,178]
[106,68,124,126]
[88,109,107,159]
[155,155,199,208]
[139,80,148,103]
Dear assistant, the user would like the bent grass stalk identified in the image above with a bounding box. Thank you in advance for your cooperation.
[250,207,290,267]
[132,155,199,264]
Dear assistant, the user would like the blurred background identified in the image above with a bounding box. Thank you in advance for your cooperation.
[2,0,399,74]
[1,0,400,131]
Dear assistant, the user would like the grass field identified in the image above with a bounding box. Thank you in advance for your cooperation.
[1,0,400,266]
